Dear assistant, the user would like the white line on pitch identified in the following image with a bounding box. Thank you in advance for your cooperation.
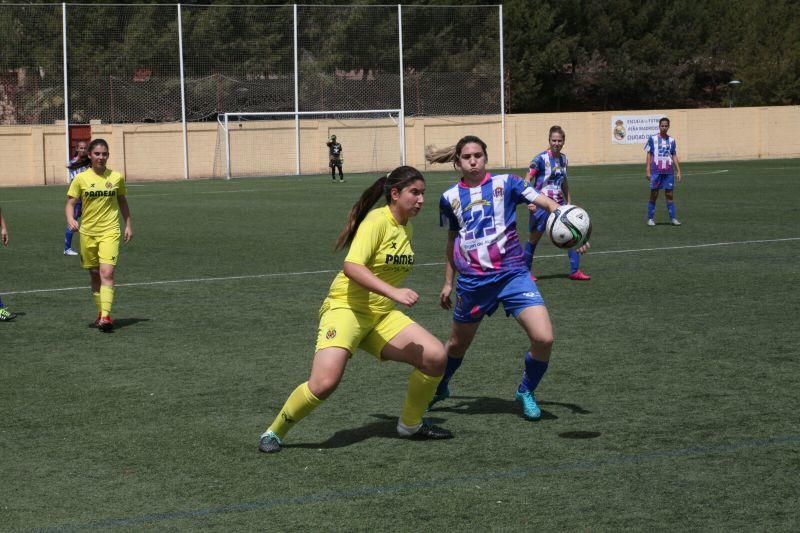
[3,237,798,297]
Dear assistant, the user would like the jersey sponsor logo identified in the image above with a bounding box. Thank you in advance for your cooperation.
[385,253,414,265]
[84,190,116,198]
[464,199,490,211]
[325,327,337,340]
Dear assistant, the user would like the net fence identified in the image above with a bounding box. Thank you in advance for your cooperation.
[0,3,502,179]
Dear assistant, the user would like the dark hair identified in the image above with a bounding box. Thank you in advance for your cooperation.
[334,165,425,251]
[68,138,109,170]
[659,117,670,126]
[549,125,565,139]
[425,135,488,169]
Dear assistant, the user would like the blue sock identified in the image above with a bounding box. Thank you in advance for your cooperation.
[0,296,4,308]
[667,202,676,219]
[436,355,463,395]
[568,249,580,274]
[524,242,536,270]
[65,228,74,250]
[647,201,656,219]
[518,352,549,394]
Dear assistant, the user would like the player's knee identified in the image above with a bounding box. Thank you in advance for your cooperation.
[530,332,554,353]
[308,375,340,400]
[423,342,447,376]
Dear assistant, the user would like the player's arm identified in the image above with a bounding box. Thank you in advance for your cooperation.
[65,196,80,231]
[439,231,457,310]
[673,154,682,181]
[0,206,8,247]
[645,152,652,179]
[342,261,418,308]
[532,193,559,213]
[118,195,133,243]
[562,177,571,205]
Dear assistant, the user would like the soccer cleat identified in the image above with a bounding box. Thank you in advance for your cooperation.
[63,248,78,256]
[568,270,591,281]
[258,431,283,453]
[97,315,114,332]
[515,390,542,420]
[671,218,682,226]
[427,385,450,410]
[397,420,454,440]
[0,307,17,321]
[93,313,102,328]
[647,219,656,226]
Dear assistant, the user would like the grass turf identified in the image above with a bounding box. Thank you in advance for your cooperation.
[1,159,798,530]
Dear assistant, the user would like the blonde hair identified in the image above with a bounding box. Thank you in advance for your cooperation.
[425,135,488,168]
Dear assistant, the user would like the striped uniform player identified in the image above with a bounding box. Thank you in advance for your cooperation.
[426,135,578,421]
[524,125,590,281]
[64,141,89,256]
[645,117,683,226]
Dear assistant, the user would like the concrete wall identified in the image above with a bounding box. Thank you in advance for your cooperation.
[1,105,798,187]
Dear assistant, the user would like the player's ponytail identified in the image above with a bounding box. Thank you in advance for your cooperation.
[68,138,108,170]
[425,135,488,169]
[334,166,425,251]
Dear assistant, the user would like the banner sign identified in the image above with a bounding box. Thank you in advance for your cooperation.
[611,115,663,144]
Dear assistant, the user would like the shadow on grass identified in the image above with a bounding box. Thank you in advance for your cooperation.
[86,317,150,331]
[429,395,592,420]
[288,414,451,450]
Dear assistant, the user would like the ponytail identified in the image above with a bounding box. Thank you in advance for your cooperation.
[334,165,425,251]
[425,135,488,169]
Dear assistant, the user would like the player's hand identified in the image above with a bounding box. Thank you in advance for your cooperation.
[645,173,651,180]
[67,218,80,231]
[124,226,133,243]
[575,242,591,254]
[392,288,418,308]
[528,204,537,213]
[439,283,453,310]
[677,173,683,182]
[1,229,8,247]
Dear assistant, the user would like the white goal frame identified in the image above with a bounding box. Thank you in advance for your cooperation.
[218,109,404,180]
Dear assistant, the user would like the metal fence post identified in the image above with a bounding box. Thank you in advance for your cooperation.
[178,3,189,179]
[62,3,70,180]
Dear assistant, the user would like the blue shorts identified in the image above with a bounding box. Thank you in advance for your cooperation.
[528,206,549,233]
[650,174,674,190]
[453,269,545,323]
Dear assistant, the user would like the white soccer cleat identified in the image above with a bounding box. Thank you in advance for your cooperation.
[671,218,681,226]
[64,248,78,256]
[647,219,656,226]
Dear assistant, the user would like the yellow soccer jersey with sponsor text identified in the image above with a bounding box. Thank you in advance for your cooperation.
[327,205,415,315]
[67,168,127,237]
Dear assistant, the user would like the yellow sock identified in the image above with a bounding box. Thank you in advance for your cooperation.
[100,285,115,318]
[400,369,442,428]
[92,292,102,314]
[266,382,323,439]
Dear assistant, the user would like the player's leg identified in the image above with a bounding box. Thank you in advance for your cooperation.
[648,185,659,225]
[64,201,81,255]
[81,234,103,326]
[526,208,547,279]
[665,188,680,225]
[500,272,552,420]
[337,163,344,182]
[260,347,350,453]
[567,248,590,280]
[95,234,120,332]
[330,161,336,182]
[374,318,452,439]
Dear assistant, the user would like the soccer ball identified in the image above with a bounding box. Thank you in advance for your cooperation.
[546,204,592,249]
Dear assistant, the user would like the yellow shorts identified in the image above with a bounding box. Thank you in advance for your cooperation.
[315,299,414,359]
[80,232,120,269]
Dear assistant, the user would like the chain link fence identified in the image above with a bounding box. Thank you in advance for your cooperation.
[0,3,503,179]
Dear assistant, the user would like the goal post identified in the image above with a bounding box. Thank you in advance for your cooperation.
[214,109,404,180]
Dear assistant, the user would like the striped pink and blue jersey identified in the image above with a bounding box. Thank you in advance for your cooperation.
[527,150,568,205]
[644,134,677,175]
[440,172,540,276]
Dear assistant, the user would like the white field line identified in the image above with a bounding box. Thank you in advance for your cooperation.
[3,237,798,297]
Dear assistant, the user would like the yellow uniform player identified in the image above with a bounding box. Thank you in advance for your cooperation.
[65,139,133,332]
[258,166,452,454]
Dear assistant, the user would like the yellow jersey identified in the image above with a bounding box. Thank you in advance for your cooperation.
[67,168,127,237]
[327,205,415,315]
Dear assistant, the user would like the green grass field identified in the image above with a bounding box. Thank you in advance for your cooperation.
[1,159,799,531]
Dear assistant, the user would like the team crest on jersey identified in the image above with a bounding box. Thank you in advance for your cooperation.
[493,186,504,198]
[105,181,112,189]
[325,327,337,340]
